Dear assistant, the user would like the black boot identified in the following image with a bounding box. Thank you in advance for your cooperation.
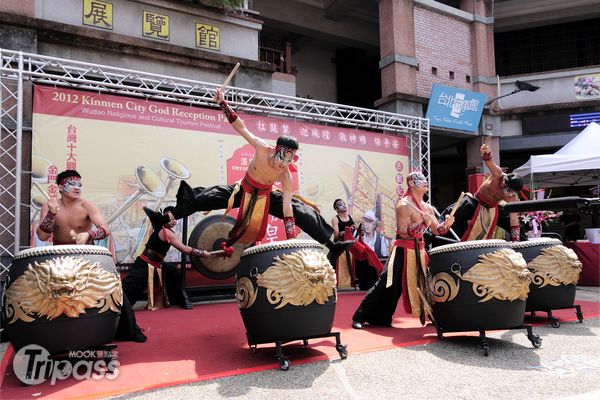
[172,180,195,218]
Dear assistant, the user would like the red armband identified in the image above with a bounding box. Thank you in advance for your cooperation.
[189,248,202,257]
[482,152,492,161]
[39,210,56,234]
[284,216,297,239]
[88,227,107,241]
[219,100,238,123]
[510,225,520,242]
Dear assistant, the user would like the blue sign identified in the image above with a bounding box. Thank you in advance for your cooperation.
[426,84,487,132]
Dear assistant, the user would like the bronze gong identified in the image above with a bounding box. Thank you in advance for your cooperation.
[187,214,246,279]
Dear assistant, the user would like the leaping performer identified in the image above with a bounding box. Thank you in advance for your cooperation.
[352,172,454,329]
[435,143,524,244]
[146,86,350,263]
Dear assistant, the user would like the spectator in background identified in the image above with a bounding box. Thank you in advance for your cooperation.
[560,209,582,241]
[355,210,388,290]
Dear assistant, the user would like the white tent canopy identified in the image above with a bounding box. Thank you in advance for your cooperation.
[514,122,600,188]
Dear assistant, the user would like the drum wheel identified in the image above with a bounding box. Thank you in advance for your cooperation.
[528,334,542,348]
[278,357,290,371]
[336,344,348,359]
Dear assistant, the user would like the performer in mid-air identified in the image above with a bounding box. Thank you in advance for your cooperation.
[146,88,350,263]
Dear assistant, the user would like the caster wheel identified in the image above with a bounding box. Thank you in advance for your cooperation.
[482,343,490,357]
[279,358,290,371]
[250,345,257,354]
[529,335,542,348]
[530,311,536,317]
[336,344,348,359]
[550,319,561,328]
[577,313,584,323]
[303,339,309,346]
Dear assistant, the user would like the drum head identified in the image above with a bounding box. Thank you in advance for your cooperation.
[187,214,246,279]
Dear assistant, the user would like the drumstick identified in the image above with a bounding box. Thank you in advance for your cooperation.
[32,181,51,201]
[208,249,227,256]
[449,192,466,218]
[221,62,240,92]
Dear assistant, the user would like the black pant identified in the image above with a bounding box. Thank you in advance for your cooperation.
[352,245,409,326]
[174,183,334,244]
[355,259,379,291]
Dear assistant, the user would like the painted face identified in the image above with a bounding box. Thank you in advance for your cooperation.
[61,177,82,193]
[334,200,347,211]
[274,145,297,165]
[408,172,427,188]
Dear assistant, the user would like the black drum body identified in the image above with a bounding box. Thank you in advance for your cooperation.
[429,240,531,332]
[510,239,581,312]
[236,240,336,344]
[3,245,122,354]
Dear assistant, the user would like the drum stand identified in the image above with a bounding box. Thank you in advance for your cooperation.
[432,321,542,357]
[529,304,584,328]
[247,331,348,371]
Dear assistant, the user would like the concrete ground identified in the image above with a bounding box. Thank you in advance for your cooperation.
[2,287,599,400]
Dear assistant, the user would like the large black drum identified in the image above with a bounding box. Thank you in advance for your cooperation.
[236,239,336,344]
[3,245,122,353]
[429,240,531,332]
[510,239,582,312]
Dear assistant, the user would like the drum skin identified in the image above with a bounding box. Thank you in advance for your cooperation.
[429,240,528,332]
[236,240,336,344]
[510,239,577,311]
[3,245,122,354]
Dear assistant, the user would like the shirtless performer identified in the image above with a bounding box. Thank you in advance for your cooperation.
[146,88,348,262]
[37,170,145,342]
[436,143,523,243]
[36,170,110,245]
[352,172,454,329]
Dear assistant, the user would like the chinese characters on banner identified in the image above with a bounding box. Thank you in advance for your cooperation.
[425,84,487,133]
[66,125,78,171]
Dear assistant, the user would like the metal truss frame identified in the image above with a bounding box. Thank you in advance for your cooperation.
[0,48,430,275]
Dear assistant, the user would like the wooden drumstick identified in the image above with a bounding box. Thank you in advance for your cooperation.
[33,181,51,201]
[221,62,240,92]
[449,192,466,218]
[208,249,227,256]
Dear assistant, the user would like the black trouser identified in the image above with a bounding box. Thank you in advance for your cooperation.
[355,259,379,291]
[173,183,334,244]
[352,245,411,326]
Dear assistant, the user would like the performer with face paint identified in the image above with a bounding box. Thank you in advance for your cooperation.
[36,169,111,245]
[351,171,454,329]
[146,88,349,264]
[435,143,524,244]
[35,170,147,343]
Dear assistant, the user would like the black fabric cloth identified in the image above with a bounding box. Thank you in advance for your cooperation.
[117,228,173,340]
[355,259,379,291]
[352,240,422,326]
[173,182,334,244]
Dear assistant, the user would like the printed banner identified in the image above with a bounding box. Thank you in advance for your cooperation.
[426,83,486,132]
[32,85,409,264]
